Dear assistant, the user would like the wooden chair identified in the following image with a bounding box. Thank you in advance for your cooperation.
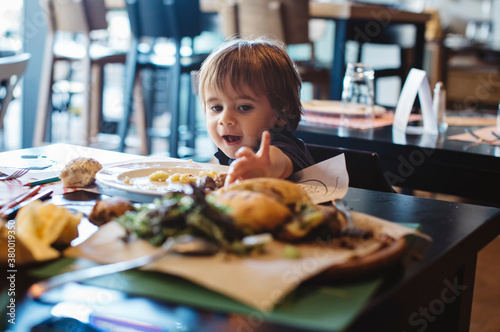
[220,0,330,100]
[0,53,31,149]
[306,143,395,193]
[34,0,127,146]
[118,0,208,157]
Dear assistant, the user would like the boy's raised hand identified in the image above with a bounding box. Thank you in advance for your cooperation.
[225,131,272,186]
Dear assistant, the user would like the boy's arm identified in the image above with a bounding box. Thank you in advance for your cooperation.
[225,131,294,185]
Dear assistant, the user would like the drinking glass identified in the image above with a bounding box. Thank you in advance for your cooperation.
[340,63,375,129]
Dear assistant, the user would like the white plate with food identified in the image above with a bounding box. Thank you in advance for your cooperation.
[95,161,229,195]
[302,100,387,118]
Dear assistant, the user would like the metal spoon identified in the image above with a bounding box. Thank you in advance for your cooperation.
[28,235,219,299]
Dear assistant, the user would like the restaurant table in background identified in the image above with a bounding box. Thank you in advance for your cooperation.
[296,123,500,206]
[1,144,500,331]
[309,2,430,100]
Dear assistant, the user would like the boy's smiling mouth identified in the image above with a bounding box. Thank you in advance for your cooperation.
[223,135,242,144]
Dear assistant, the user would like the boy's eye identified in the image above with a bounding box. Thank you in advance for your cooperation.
[238,105,253,112]
[210,105,223,112]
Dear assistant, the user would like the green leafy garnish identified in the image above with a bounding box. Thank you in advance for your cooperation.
[115,186,255,255]
[283,244,301,259]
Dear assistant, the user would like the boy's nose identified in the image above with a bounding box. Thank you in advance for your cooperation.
[218,110,236,126]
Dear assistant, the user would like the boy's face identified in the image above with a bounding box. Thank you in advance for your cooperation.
[204,76,282,159]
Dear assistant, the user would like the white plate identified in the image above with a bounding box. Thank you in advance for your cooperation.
[302,100,387,118]
[96,161,229,195]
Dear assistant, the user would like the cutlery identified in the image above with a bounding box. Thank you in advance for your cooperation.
[0,186,41,215]
[28,235,220,299]
[465,128,497,144]
[24,176,60,187]
[0,188,53,219]
[491,131,500,140]
[0,168,29,181]
[334,199,372,239]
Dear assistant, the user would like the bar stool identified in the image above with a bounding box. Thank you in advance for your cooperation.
[0,53,31,150]
[34,0,127,147]
[118,0,208,157]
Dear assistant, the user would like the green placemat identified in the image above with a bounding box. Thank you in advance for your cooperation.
[30,258,382,332]
[30,223,422,331]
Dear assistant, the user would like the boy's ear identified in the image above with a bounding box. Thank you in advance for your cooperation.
[275,108,290,127]
[276,118,287,126]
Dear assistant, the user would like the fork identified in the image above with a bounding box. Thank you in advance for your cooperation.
[334,199,372,239]
[0,168,29,181]
[465,128,497,144]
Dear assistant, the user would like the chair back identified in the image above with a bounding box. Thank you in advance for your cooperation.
[306,143,395,193]
[126,0,202,40]
[46,0,108,34]
[221,0,310,45]
[0,53,31,127]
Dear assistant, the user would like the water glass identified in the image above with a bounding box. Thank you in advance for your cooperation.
[340,63,375,128]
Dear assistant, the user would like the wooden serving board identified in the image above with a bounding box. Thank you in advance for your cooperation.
[313,237,407,281]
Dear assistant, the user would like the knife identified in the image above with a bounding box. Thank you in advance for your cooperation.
[0,188,53,219]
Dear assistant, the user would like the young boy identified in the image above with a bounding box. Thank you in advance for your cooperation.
[198,38,314,184]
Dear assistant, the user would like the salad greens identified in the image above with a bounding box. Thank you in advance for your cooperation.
[115,185,260,255]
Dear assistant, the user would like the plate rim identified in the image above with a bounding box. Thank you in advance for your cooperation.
[95,161,229,195]
[302,100,387,118]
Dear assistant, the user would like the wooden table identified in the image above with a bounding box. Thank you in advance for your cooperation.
[296,123,500,206]
[2,144,500,331]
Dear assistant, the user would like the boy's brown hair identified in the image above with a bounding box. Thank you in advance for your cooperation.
[198,38,303,130]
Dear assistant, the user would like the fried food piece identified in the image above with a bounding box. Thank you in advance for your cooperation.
[277,205,344,242]
[89,197,134,226]
[213,190,291,233]
[196,175,217,191]
[219,178,312,213]
[214,173,227,189]
[60,157,103,188]
[0,201,83,263]
[214,178,345,241]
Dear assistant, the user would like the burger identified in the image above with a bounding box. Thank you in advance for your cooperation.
[212,178,346,242]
